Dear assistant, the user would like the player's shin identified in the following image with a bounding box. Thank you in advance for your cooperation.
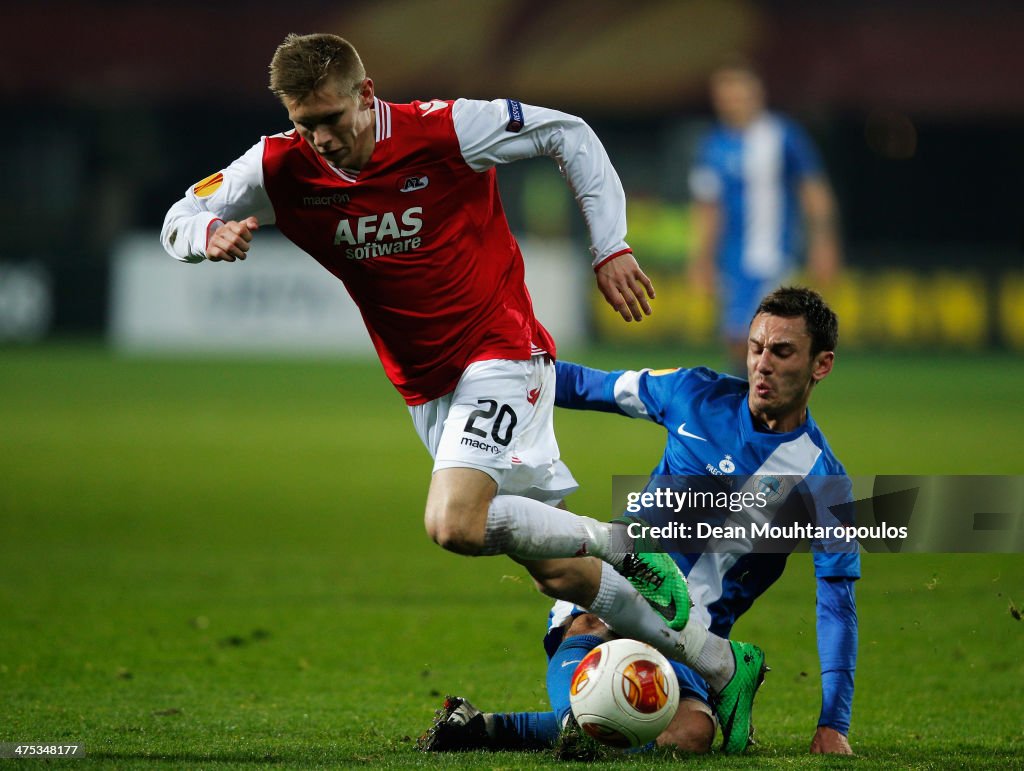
[481,498,741,691]
[489,712,559,750]
[546,633,606,728]
[586,564,738,692]
[586,563,682,656]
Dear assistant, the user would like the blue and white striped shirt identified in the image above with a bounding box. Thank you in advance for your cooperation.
[689,113,823,282]
[555,360,858,734]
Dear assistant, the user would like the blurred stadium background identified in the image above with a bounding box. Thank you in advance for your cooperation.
[2,1,1022,766]
[1,0,1022,351]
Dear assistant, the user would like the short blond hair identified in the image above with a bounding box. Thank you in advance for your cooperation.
[268,33,366,100]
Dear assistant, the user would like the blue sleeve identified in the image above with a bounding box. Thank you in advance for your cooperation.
[554,360,625,415]
[783,118,823,180]
[689,133,723,202]
[693,132,716,171]
[807,468,860,568]
[555,361,682,425]
[816,575,857,735]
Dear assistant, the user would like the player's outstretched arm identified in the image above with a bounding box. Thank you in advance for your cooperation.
[800,177,842,288]
[687,200,720,296]
[594,252,655,322]
[206,217,260,262]
[555,361,672,427]
[554,361,624,414]
[452,99,646,315]
[810,725,852,754]
[813,570,858,755]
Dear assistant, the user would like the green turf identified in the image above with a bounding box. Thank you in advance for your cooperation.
[1,346,1022,768]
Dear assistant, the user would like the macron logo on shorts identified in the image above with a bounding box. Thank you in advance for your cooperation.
[505,99,524,133]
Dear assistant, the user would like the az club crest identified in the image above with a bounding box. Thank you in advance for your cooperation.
[399,175,429,192]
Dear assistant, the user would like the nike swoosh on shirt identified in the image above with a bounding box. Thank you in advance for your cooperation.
[677,422,707,441]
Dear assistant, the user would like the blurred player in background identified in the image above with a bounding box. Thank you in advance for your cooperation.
[689,59,842,375]
[161,33,766,752]
[420,287,857,756]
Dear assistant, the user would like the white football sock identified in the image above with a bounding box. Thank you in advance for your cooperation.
[694,632,736,693]
[481,495,612,560]
[587,564,736,693]
[587,562,681,654]
[482,498,738,693]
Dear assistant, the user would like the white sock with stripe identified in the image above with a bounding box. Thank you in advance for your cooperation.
[587,564,735,692]
[482,498,736,692]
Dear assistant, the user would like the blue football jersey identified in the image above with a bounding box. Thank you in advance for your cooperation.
[689,112,823,283]
[556,361,860,623]
[689,113,824,336]
[553,359,859,733]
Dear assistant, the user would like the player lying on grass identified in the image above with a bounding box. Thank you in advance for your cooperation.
[419,288,857,755]
[160,32,765,751]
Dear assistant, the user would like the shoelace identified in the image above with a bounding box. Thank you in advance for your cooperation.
[620,554,665,588]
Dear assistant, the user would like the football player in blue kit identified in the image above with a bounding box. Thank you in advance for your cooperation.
[419,286,857,756]
[688,60,842,376]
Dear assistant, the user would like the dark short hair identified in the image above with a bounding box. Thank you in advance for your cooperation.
[753,286,838,354]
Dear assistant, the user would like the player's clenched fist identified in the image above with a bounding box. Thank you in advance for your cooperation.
[206,216,260,262]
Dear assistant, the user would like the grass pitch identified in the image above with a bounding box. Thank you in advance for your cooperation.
[1,345,1022,768]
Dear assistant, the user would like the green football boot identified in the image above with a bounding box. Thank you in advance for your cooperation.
[711,641,768,754]
[615,552,691,631]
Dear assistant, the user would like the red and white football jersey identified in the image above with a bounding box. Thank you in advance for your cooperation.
[162,97,631,404]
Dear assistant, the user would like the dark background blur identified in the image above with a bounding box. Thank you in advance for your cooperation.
[2,0,1021,342]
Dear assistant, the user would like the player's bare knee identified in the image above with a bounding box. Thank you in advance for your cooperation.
[425,503,487,555]
[425,468,496,555]
[564,613,612,641]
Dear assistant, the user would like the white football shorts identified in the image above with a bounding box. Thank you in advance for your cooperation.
[409,355,578,504]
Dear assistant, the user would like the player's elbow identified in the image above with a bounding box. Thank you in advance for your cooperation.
[159,218,179,259]
[160,219,203,264]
